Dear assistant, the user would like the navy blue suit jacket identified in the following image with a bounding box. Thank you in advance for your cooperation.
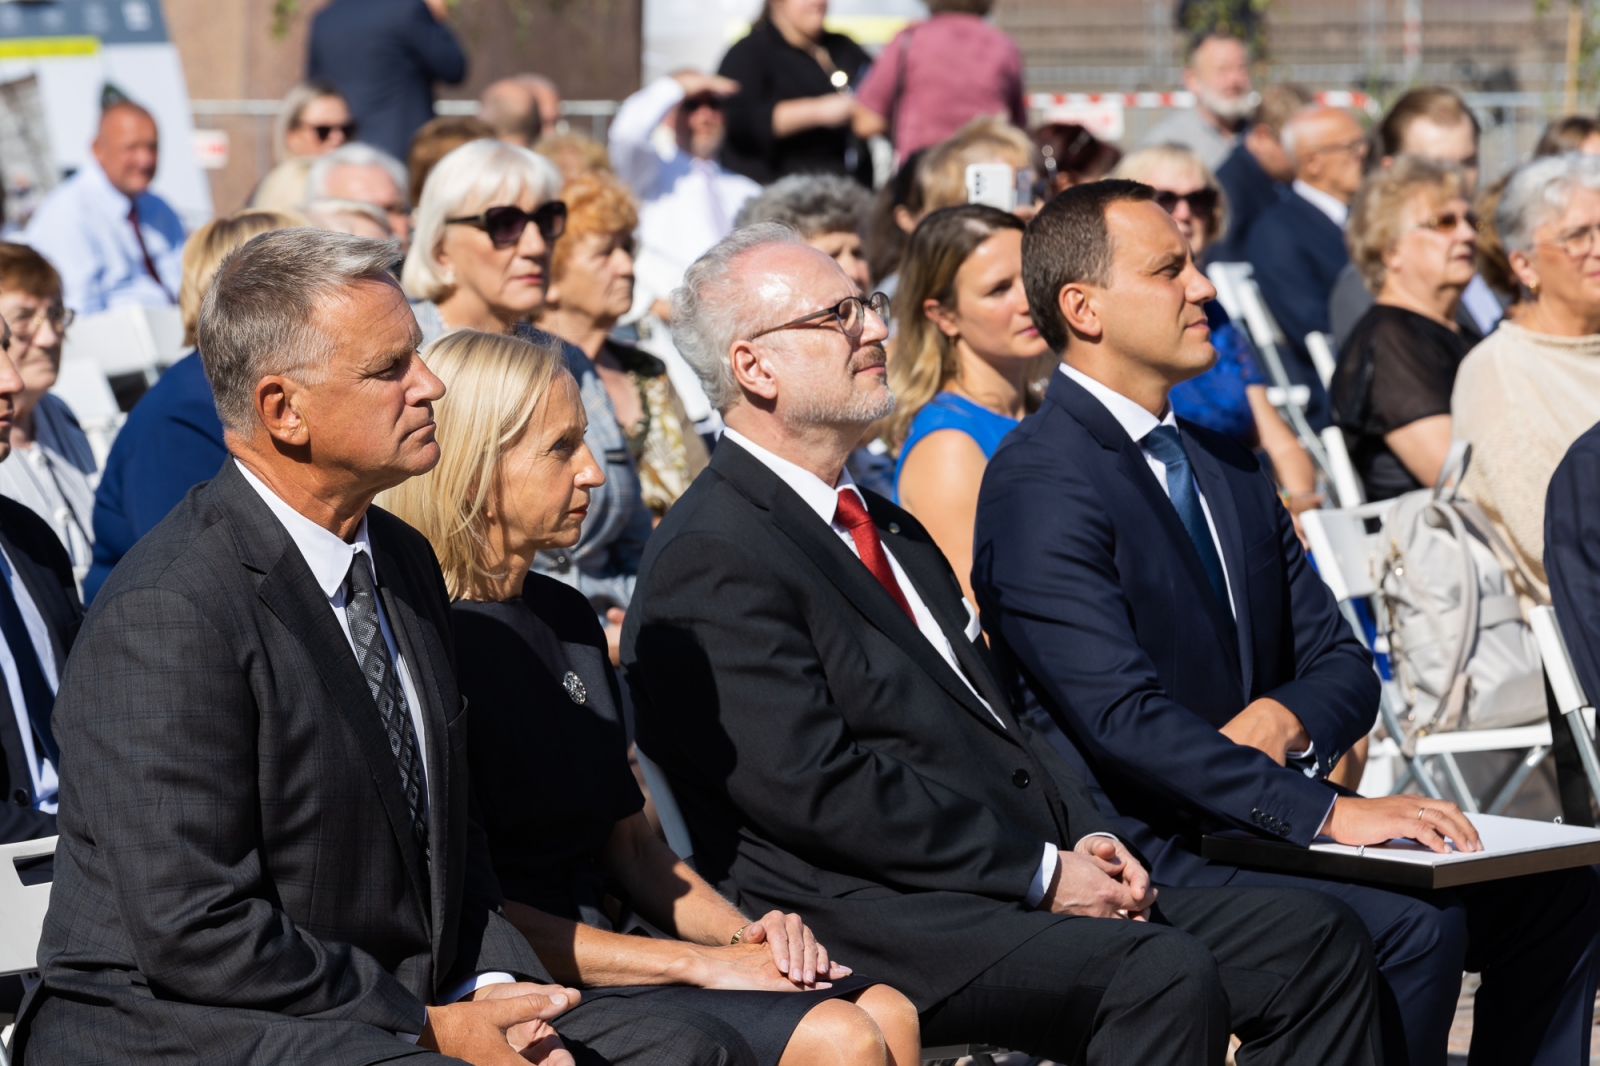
[1244,190,1349,428]
[1210,143,1285,264]
[972,370,1378,885]
[307,0,466,162]
[1546,421,1600,710]
[85,352,227,603]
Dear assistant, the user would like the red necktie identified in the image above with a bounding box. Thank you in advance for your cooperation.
[128,203,174,303]
[834,488,915,620]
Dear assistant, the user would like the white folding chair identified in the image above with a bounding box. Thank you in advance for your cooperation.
[1301,506,1556,813]
[635,748,695,866]
[1318,426,1365,510]
[0,835,55,1066]
[1303,331,1339,390]
[1528,605,1600,806]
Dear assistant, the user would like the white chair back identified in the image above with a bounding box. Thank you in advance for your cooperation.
[1530,605,1589,714]
[0,835,54,977]
[1318,427,1365,509]
[635,749,695,864]
[1299,502,1391,602]
[1304,331,1338,389]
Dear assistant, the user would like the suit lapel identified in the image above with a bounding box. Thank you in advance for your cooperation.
[0,524,69,675]
[1184,428,1255,697]
[220,465,433,920]
[714,443,1014,741]
[1049,373,1243,681]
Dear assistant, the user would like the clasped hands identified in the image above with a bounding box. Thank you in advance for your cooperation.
[1038,835,1157,920]
[1221,698,1482,855]
[420,981,580,1066]
[672,909,855,992]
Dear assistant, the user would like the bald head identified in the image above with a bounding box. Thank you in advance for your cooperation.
[94,102,159,198]
[1283,106,1369,202]
[480,74,561,147]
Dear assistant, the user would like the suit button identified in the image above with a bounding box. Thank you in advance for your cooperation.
[1012,769,1030,788]
[11,789,27,806]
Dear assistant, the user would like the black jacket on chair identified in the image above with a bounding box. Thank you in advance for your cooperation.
[622,438,1114,1011]
[14,460,544,1066]
[973,371,1378,887]
[0,494,82,843]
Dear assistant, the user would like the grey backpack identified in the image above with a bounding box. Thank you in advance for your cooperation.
[1370,443,1547,752]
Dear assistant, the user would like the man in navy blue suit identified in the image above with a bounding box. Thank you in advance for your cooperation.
[308,0,466,162]
[1243,105,1366,429]
[1208,83,1309,264]
[975,179,1600,1066]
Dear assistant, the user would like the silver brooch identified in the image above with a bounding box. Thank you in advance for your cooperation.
[888,522,901,535]
[563,670,587,705]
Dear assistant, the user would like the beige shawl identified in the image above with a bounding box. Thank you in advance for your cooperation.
[1452,320,1600,601]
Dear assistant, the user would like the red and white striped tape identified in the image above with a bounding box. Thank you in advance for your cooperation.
[1027,89,1378,114]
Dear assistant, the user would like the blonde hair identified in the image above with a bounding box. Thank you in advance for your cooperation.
[1110,143,1231,246]
[402,139,563,303]
[274,80,345,163]
[916,116,1035,214]
[377,329,570,600]
[179,208,306,346]
[1347,154,1465,293]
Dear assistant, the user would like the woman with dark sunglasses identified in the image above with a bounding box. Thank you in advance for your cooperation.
[250,80,355,212]
[1112,144,1322,527]
[404,137,654,656]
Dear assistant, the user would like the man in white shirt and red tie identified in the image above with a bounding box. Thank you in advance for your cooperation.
[621,222,1386,1066]
[24,100,185,315]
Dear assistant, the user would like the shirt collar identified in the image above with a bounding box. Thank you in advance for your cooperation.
[1292,179,1349,228]
[235,458,373,598]
[1058,362,1176,445]
[84,160,137,211]
[721,427,858,526]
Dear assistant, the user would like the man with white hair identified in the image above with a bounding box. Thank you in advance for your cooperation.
[308,143,414,249]
[1141,33,1256,170]
[622,223,1385,1066]
[1245,104,1369,429]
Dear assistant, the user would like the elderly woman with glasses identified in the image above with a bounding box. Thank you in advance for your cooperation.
[0,244,93,580]
[1110,145,1320,521]
[405,137,652,656]
[1452,152,1600,598]
[1331,155,1480,501]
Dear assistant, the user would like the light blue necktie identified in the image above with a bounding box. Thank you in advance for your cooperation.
[1141,425,1234,624]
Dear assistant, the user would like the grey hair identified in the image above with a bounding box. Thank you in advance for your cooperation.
[733,174,872,238]
[306,143,410,207]
[197,229,404,433]
[670,222,804,412]
[303,197,393,238]
[1496,152,1600,256]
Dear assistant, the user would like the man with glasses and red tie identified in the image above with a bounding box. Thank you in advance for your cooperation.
[24,100,185,316]
[622,222,1387,1066]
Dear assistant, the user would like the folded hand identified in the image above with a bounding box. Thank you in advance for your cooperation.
[734,909,854,988]
[423,984,579,1066]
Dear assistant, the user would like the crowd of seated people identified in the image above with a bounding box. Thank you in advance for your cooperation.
[15,15,1600,1066]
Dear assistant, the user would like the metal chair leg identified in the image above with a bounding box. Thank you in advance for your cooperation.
[1486,745,1549,815]
[1564,708,1600,812]
[1437,752,1480,814]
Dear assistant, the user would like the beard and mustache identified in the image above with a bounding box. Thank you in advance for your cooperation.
[786,343,898,427]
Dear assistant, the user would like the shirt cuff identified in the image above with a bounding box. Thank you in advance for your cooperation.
[398,972,518,1045]
[1024,842,1058,908]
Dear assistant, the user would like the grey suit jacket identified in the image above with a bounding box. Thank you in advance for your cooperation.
[15,459,545,1066]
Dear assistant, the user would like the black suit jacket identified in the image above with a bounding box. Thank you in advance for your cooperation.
[972,372,1378,887]
[1244,190,1349,427]
[0,495,82,843]
[1546,422,1600,709]
[622,439,1113,1010]
[16,460,543,1066]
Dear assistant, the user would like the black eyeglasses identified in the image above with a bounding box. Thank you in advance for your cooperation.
[751,292,890,341]
[1154,188,1220,220]
[446,202,568,248]
[304,122,357,142]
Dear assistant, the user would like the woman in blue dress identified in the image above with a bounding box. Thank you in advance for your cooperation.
[1111,144,1321,520]
[887,204,1055,603]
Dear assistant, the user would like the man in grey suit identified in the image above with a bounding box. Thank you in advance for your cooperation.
[11,230,680,1066]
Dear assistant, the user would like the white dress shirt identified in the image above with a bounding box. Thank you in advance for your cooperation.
[23,162,184,315]
[609,76,762,315]
[1291,179,1350,229]
[237,460,513,1010]
[0,545,59,813]
[722,428,1112,906]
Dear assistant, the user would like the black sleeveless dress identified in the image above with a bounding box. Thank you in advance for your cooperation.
[452,574,872,1066]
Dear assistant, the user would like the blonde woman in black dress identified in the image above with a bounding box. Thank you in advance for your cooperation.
[380,328,920,1066]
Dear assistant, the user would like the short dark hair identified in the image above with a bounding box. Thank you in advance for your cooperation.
[1022,180,1156,352]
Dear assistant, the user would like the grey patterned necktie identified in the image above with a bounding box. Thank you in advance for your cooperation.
[344,554,429,864]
